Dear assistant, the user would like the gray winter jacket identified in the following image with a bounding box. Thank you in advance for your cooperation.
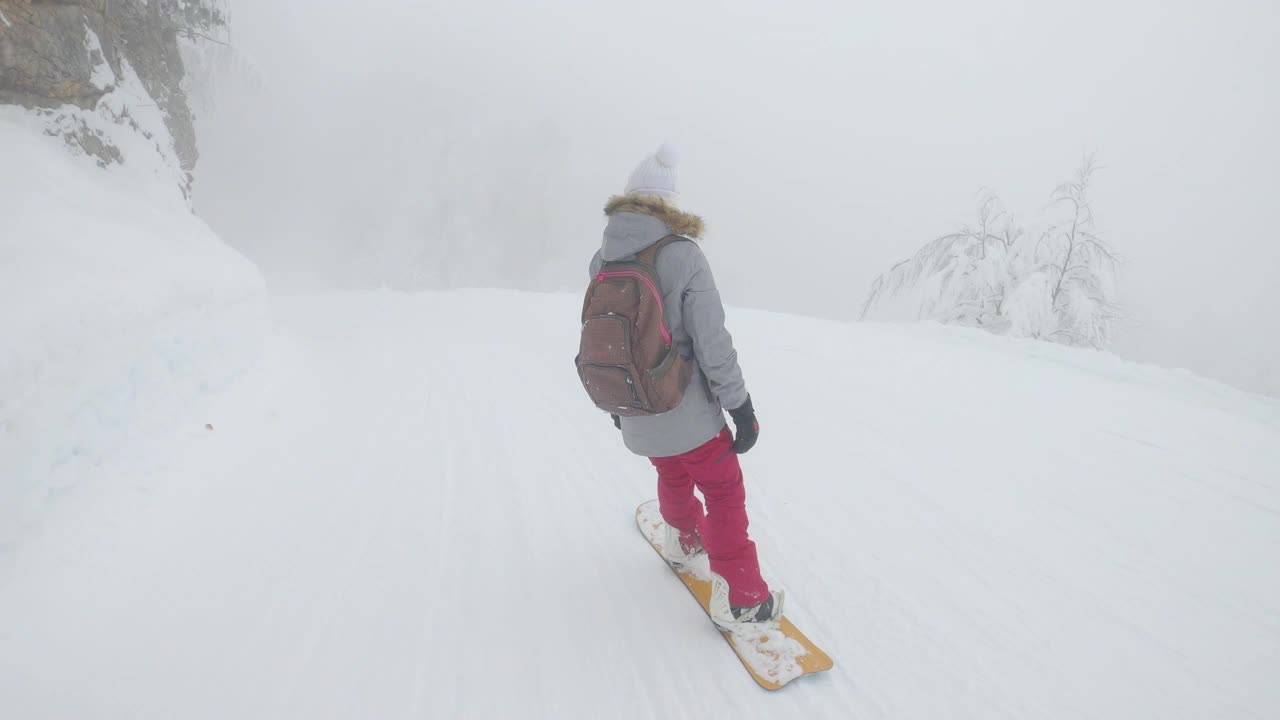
[589,194,749,458]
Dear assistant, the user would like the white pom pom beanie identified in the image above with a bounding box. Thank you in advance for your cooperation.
[624,143,681,201]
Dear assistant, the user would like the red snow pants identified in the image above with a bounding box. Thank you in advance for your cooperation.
[650,426,769,606]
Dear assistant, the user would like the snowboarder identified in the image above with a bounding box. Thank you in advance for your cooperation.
[579,143,782,627]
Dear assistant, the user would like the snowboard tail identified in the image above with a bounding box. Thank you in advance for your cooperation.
[635,500,833,690]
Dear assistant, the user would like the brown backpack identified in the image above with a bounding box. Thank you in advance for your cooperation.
[577,235,694,416]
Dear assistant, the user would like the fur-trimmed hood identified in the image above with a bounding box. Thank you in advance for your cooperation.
[604,194,704,239]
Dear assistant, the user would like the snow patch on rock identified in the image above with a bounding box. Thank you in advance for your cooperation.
[83,23,116,91]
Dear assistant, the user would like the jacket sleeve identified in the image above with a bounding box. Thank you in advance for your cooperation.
[681,248,749,411]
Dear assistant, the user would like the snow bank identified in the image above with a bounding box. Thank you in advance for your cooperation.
[0,113,267,550]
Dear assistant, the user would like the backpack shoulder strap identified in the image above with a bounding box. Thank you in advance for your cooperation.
[635,234,690,268]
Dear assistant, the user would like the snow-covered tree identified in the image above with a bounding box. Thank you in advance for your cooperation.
[862,157,1122,349]
[167,0,231,39]
[175,0,248,114]
[1032,157,1123,348]
[860,191,1025,333]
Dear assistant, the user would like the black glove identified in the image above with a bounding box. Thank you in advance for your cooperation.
[611,414,621,430]
[728,396,758,454]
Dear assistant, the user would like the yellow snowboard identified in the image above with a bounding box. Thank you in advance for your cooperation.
[635,500,834,690]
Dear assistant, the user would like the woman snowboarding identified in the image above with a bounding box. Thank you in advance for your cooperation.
[577,143,782,627]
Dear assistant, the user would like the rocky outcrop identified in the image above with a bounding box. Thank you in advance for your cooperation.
[0,0,226,182]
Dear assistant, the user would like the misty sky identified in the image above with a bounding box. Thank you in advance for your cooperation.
[192,0,1279,395]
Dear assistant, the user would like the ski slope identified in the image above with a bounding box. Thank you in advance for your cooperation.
[1,288,1276,719]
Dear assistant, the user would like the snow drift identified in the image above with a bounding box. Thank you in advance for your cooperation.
[0,112,266,551]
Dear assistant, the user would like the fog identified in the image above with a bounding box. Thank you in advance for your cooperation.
[191,0,1279,396]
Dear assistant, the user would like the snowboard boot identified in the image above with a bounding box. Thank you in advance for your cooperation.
[661,523,703,567]
[709,572,784,630]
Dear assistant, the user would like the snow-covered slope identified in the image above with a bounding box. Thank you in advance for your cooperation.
[0,116,267,551]
[0,289,1275,719]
